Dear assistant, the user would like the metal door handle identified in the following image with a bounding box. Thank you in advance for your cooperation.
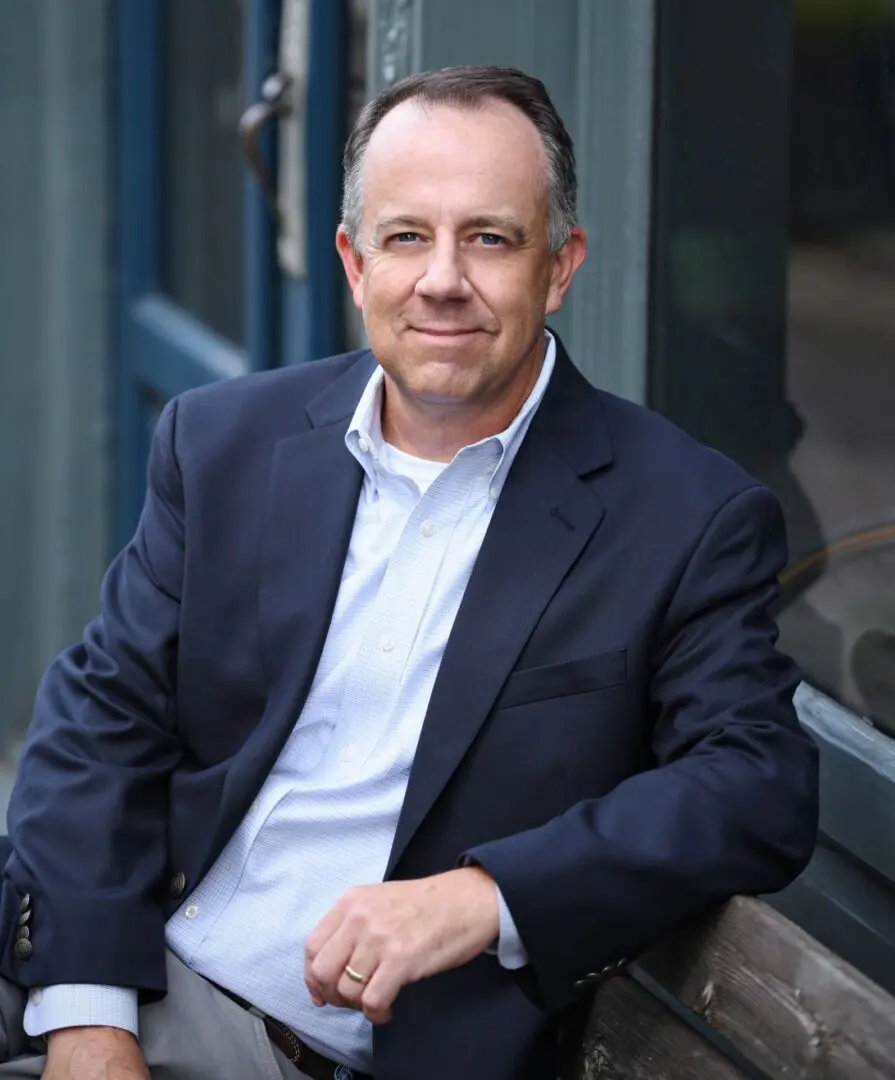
[240,0,309,278]
[239,72,294,208]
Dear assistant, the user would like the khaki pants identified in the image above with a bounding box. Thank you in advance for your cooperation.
[0,950,307,1080]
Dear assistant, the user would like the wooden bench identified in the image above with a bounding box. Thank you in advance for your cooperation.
[560,895,895,1079]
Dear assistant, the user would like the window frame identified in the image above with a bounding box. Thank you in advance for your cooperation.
[647,0,895,973]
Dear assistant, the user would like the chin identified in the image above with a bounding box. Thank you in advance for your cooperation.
[397,364,480,403]
[406,376,472,403]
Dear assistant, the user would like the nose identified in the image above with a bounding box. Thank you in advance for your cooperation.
[415,234,471,301]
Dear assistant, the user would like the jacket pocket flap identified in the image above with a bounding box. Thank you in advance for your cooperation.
[496,649,626,710]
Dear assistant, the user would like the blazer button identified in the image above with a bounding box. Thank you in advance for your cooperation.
[572,972,602,994]
[14,894,34,960]
[170,872,187,899]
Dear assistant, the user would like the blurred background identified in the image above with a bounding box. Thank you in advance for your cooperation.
[0,0,893,992]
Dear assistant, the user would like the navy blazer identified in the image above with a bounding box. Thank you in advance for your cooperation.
[0,339,818,1080]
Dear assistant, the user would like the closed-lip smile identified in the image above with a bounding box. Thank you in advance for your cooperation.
[411,327,481,336]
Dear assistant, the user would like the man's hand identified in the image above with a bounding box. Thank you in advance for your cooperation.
[305,866,500,1024]
[43,1027,150,1080]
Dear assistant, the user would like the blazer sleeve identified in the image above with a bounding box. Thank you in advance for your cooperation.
[0,399,186,997]
[463,484,820,1014]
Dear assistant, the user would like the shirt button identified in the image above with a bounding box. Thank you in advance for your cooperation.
[379,634,395,652]
[184,904,199,920]
[357,436,371,454]
[339,744,359,763]
[29,989,42,1005]
[421,520,436,537]
[489,486,499,501]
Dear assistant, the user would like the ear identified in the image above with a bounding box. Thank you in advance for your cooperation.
[545,227,588,316]
[336,227,365,308]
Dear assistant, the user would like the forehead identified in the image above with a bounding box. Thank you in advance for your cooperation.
[360,98,549,222]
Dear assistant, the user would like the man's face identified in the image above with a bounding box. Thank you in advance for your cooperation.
[337,99,586,419]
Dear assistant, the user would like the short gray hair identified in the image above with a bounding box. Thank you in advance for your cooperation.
[341,66,577,254]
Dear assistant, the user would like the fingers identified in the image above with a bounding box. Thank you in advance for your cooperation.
[335,960,377,1015]
[307,922,387,1017]
[304,899,346,962]
[305,891,400,1023]
[304,873,494,1025]
[350,959,401,1025]
[315,936,404,1024]
[305,926,354,1008]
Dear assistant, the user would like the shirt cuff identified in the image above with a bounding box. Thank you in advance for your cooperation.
[492,886,530,970]
[23,985,139,1038]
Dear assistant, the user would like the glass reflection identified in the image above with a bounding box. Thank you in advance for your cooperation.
[779,0,895,734]
[160,0,245,344]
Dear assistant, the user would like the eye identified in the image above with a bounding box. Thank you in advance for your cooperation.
[477,233,507,247]
[391,232,422,244]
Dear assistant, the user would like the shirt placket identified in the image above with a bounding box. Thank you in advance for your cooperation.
[333,452,488,773]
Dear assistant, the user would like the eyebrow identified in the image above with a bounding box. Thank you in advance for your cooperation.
[465,216,529,245]
[374,215,429,240]
[373,214,530,245]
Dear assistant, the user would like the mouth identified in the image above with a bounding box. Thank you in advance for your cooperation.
[409,327,483,342]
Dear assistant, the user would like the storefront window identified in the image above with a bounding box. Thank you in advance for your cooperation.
[781,1,895,734]
[650,0,895,738]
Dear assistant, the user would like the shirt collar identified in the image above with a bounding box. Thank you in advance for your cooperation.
[346,331,556,494]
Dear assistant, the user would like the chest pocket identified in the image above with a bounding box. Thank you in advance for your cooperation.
[495,648,626,710]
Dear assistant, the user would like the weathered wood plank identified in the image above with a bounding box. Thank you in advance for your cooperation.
[567,974,748,1080]
[635,895,895,1079]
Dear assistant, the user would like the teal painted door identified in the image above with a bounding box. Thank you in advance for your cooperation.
[116,0,346,548]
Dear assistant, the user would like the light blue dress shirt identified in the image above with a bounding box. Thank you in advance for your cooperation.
[25,335,556,1070]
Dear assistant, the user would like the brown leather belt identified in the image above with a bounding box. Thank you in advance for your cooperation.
[211,981,373,1080]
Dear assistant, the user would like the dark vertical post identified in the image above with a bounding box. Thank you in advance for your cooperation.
[648,0,796,474]
[307,0,348,359]
[244,0,282,372]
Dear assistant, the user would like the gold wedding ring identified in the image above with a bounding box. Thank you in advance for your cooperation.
[344,964,369,985]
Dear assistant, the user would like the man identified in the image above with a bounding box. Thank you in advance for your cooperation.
[0,66,818,1080]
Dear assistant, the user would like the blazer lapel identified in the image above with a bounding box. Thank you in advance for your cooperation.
[386,345,614,876]
[257,357,374,745]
